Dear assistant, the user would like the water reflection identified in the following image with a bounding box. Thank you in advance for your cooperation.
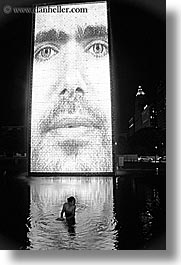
[0,172,165,249]
[113,173,166,249]
[27,177,118,250]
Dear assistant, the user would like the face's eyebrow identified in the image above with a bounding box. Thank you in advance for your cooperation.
[35,29,69,45]
[76,25,108,42]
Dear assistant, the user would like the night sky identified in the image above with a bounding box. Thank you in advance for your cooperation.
[0,0,165,134]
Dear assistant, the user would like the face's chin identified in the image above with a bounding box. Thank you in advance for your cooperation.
[31,125,112,173]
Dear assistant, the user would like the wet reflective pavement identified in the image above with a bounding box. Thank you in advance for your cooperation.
[0,171,165,250]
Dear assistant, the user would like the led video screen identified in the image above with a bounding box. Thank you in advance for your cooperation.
[30,1,113,173]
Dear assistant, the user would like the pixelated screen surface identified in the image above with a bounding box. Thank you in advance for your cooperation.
[30,1,113,173]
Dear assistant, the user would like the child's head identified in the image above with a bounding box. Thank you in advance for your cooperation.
[67,196,76,205]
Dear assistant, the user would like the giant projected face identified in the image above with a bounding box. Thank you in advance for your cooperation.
[30,1,113,173]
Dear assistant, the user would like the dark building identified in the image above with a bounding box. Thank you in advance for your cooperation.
[142,104,157,129]
[128,86,146,136]
[127,81,166,156]
[0,126,27,157]
[128,85,159,137]
[128,117,134,137]
[134,86,146,132]
[156,81,166,131]
[115,132,128,155]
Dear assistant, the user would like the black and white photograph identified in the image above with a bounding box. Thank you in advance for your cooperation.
[0,0,167,252]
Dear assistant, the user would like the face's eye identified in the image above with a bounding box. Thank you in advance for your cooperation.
[34,46,58,62]
[86,41,108,58]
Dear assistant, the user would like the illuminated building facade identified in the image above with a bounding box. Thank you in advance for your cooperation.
[134,86,146,132]
[142,104,157,129]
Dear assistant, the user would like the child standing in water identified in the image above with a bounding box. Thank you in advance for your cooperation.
[58,196,76,226]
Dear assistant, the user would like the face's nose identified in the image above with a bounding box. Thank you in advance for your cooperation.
[60,86,84,98]
[59,41,86,99]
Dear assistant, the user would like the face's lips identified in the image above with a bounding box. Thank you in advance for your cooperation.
[45,114,100,133]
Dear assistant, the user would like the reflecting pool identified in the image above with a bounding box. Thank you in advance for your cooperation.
[0,171,166,250]
[27,177,117,250]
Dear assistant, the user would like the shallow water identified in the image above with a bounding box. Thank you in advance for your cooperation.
[26,177,117,250]
[0,172,165,250]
